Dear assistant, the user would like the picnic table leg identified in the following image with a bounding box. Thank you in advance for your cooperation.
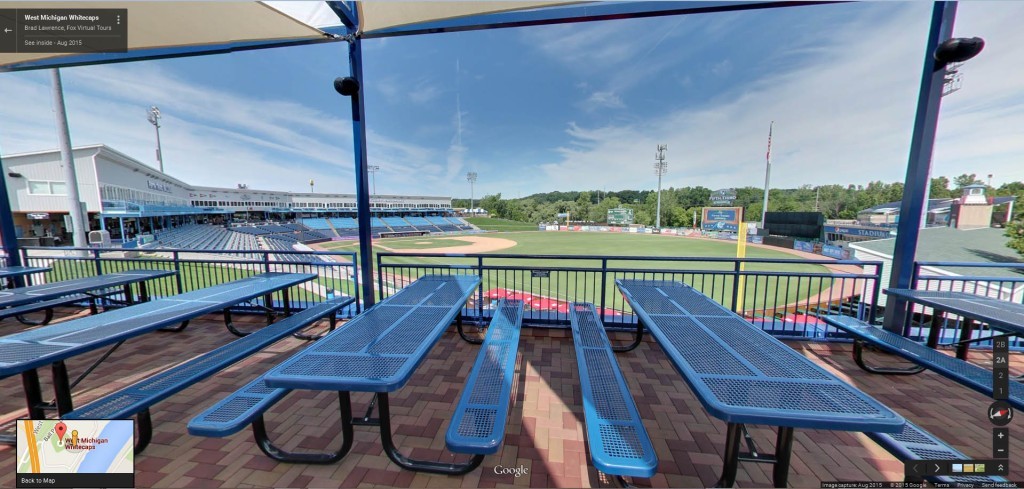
[714,423,743,487]
[772,427,794,488]
[139,281,150,303]
[955,318,976,360]
[252,391,354,464]
[456,311,484,344]
[926,312,943,349]
[14,308,54,326]
[377,393,483,474]
[224,309,254,337]
[282,288,291,316]
[22,369,47,419]
[51,361,74,416]
[122,284,135,306]
[135,409,153,454]
[852,340,924,375]
[611,318,644,352]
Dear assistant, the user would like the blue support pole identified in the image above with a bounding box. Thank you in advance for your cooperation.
[349,38,376,308]
[118,218,125,242]
[0,155,23,268]
[882,1,958,332]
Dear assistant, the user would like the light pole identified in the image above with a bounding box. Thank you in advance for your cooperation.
[654,145,667,229]
[147,106,164,173]
[309,179,314,193]
[368,165,380,196]
[466,172,478,215]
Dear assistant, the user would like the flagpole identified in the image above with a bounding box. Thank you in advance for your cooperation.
[760,121,774,227]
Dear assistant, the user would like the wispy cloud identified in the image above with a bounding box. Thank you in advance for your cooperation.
[579,91,625,111]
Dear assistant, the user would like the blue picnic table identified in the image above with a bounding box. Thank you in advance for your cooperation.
[0,269,173,325]
[0,272,316,427]
[886,288,1024,359]
[0,265,50,286]
[617,279,905,487]
[198,274,481,473]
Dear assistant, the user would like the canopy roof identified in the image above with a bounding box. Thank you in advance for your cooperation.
[0,1,580,71]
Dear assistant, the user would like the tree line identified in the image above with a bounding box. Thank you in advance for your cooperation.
[452,173,1024,231]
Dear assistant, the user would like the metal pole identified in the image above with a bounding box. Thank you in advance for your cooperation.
[50,69,88,249]
[761,121,774,226]
[0,154,23,268]
[883,2,958,332]
[655,145,667,229]
[348,39,376,308]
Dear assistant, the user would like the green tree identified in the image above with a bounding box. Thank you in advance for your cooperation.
[954,173,983,190]
[930,177,953,199]
[1006,218,1024,257]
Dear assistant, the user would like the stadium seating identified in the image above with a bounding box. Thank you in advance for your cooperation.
[154,224,260,258]
[427,216,460,232]
[404,216,443,232]
[301,218,332,230]
[232,226,271,235]
[382,216,418,233]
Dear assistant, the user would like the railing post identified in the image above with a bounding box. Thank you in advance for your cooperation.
[599,258,608,323]
[93,248,103,276]
[263,252,271,274]
[730,260,741,312]
[173,251,184,295]
[351,253,361,314]
[869,263,883,324]
[376,253,384,303]
[477,256,484,321]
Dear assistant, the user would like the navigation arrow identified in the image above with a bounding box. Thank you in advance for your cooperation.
[913,462,923,474]
[3,28,11,33]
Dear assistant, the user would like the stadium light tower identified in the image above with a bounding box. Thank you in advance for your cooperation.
[309,179,314,193]
[368,165,380,196]
[466,171,478,214]
[147,106,164,173]
[654,145,667,229]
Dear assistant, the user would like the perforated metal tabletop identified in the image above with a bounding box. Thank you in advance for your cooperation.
[0,272,316,378]
[885,289,1024,334]
[0,269,173,309]
[263,274,480,393]
[617,279,905,433]
[0,266,50,279]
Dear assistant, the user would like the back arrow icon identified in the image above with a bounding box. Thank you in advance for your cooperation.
[4,28,12,33]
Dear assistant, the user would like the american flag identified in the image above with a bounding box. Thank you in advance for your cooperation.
[766,121,774,162]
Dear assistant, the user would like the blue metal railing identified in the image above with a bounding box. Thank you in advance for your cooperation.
[377,252,883,338]
[17,247,361,318]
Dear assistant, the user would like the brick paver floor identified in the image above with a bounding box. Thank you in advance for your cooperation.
[1,307,1020,487]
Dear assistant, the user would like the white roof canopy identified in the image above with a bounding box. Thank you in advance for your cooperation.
[0,1,574,70]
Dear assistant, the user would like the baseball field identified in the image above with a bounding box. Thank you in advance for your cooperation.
[312,231,860,314]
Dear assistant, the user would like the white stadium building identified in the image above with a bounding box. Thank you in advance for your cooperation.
[2,145,468,247]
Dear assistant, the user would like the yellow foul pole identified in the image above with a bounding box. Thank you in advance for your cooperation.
[735,222,748,313]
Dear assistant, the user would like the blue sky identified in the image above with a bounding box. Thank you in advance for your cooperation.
[2,1,1023,199]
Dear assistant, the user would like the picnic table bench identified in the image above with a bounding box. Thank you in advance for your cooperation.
[568,302,657,484]
[189,274,488,473]
[0,272,317,427]
[822,314,1024,408]
[446,299,524,455]
[617,279,904,487]
[62,295,353,454]
[0,269,174,326]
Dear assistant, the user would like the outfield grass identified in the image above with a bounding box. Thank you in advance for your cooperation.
[319,231,838,311]
[465,217,538,231]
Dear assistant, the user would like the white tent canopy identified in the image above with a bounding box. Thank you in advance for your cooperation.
[0,1,572,70]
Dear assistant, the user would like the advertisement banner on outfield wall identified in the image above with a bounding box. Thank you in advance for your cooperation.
[822,244,850,259]
[794,241,814,252]
[750,236,763,244]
